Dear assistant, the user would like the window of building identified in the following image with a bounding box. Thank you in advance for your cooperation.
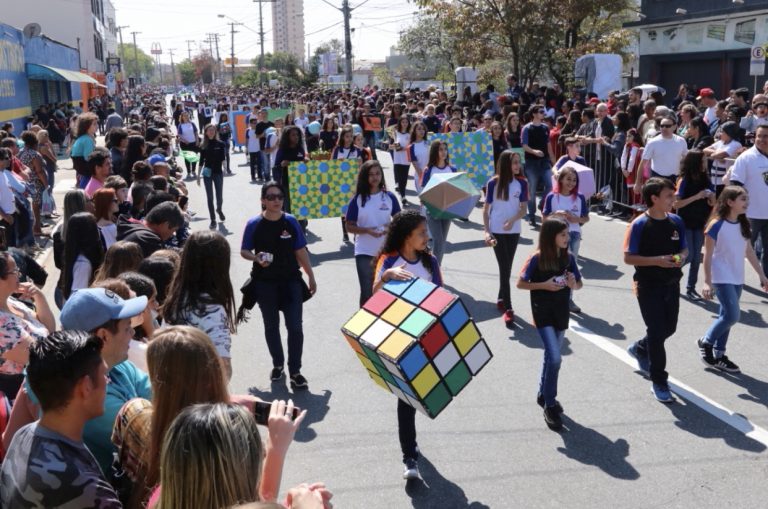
[734,19,755,45]
[94,33,104,62]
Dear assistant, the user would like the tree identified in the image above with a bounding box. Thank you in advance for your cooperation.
[307,39,344,83]
[118,43,154,80]
[191,53,215,84]
[397,14,459,79]
[177,59,196,85]
[261,52,300,78]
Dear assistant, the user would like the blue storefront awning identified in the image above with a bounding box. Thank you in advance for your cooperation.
[25,63,105,87]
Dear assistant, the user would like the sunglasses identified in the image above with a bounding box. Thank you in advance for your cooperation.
[660,124,674,128]
[264,193,284,201]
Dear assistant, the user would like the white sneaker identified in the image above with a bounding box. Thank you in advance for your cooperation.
[402,458,420,480]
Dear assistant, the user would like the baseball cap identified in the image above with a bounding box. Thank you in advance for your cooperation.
[60,288,148,331]
[147,154,169,167]
[697,88,715,100]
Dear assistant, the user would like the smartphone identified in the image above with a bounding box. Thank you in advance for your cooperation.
[253,401,301,425]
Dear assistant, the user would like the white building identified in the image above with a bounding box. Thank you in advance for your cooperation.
[272,0,305,66]
[2,0,119,74]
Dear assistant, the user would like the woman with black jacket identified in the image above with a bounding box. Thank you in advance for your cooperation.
[198,124,227,229]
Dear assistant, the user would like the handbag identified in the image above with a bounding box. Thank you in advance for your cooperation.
[41,190,55,216]
[201,166,212,178]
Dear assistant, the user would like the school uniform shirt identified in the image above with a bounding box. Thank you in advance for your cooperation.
[407,140,430,174]
[709,139,741,187]
[241,213,307,281]
[265,131,279,168]
[486,177,529,235]
[246,127,261,153]
[519,253,581,330]
[375,252,443,287]
[392,132,411,165]
[331,146,361,160]
[623,212,687,286]
[706,219,747,285]
[346,191,401,256]
[542,192,589,233]
[554,155,587,170]
[176,122,198,144]
[421,164,457,188]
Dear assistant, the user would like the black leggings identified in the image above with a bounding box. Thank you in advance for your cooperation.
[397,399,418,462]
[393,164,410,197]
[491,233,520,310]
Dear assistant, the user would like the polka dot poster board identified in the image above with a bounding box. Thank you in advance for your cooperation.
[428,131,495,188]
[288,160,359,220]
[341,278,493,419]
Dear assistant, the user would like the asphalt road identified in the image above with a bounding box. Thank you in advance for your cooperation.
[45,144,768,509]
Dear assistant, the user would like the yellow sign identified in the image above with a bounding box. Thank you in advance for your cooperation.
[224,57,239,65]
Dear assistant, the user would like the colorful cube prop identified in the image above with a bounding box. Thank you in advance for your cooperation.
[341,278,493,418]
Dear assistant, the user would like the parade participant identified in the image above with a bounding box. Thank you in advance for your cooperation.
[176,111,199,178]
[197,124,228,229]
[273,126,308,217]
[391,115,413,205]
[239,182,316,389]
[345,160,401,306]
[407,121,430,194]
[624,178,688,404]
[373,210,442,480]
[163,231,237,380]
[216,112,233,174]
[698,186,768,372]
[483,150,528,327]
[332,125,362,243]
[247,117,264,182]
[517,218,583,431]
[319,117,339,151]
[522,106,554,226]
[490,121,509,166]
[542,166,589,313]
[674,151,716,301]
[420,140,457,264]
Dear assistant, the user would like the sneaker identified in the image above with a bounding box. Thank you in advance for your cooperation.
[290,373,309,389]
[217,210,226,221]
[270,366,284,381]
[503,309,515,329]
[686,288,703,301]
[713,355,740,373]
[342,233,350,243]
[651,383,675,403]
[627,343,650,375]
[537,394,564,414]
[209,220,217,229]
[543,406,563,431]
[496,299,505,312]
[569,299,581,314]
[402,458,420,480]
[697,338,715,366]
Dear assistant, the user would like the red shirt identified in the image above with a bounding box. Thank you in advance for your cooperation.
[549,127,562,159]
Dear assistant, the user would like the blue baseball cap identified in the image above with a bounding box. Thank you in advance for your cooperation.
[60,288,148,332]
[147,154,169,167]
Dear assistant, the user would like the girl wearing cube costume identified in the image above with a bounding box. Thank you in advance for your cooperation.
[373,210,442,481]
[517,217,582,432]
[420,140,458,265]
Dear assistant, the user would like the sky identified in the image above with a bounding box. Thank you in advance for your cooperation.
[111,0,419,66]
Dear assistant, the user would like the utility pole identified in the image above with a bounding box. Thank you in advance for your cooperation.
[319,0,357,85]
[131,31,141,86]
[169,48,178,90]
[253,0,276,84]
[185,39,195,60]
[208,33,221,79]
[117,26,128,64]
[227,22,242,84]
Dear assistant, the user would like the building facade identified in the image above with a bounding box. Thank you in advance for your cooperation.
[272,0,305,67]
[626,0,768,98]
[1,0,119,74]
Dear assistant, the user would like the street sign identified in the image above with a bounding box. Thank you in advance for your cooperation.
[750,45,765,76]
[151,42,162,55]
[224,57,239,65]
[106,73,116,94]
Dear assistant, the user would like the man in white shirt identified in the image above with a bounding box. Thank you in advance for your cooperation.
[698,88,718,125]
[729,123,768,276]
[641,117,688,181]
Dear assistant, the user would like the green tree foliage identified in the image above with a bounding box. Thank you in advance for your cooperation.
[177,59,196,85]
[118,43,154,79]
[308,39,344,83]
[397,14,458,80]
[412,0,634,87]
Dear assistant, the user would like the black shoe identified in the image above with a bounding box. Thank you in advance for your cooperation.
[543,406,563,431]
[290,373,308,389]
[209,220,217,229]
[270,366,284,381]
[217,209,226,221]
[569,299,581,314]
[713,355,740,373]
[342,233,350,243]
[686,288,703,301]
[697,338,715,366]
[537,394,564,414]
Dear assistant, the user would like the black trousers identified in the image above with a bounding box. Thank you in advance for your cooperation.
[397,399,418,462]
[491,233,520,310]
[393,164,410,198]
[636,283,680,385]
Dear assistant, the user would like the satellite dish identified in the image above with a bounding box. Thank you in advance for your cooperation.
[23,23,42,38]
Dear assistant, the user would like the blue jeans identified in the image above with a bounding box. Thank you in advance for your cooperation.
[253,278,304,375]
[703,284,742,357]
[568,231,581,259]
[683,228,704,290]
[537,326,565,407]
[260,152,271,181]
[750,218,768,277]
[427,215,451,264]
[524,158,552,219]
[355,255,375,307]
[203,172,224,221]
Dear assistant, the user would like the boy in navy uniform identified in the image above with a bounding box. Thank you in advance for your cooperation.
[623,177,688,403]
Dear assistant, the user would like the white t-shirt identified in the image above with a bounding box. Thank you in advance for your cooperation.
[71,255,92,292]
[704,106,717,125]
[345,191,401,256]
[706,219,746,285]
[392,132,411,165]
[177,123,197,144]
[408,140,430,192]
[179,295,232,358]
[486,177,529,234]
[730,145,768,219]
[294,116,309,129]
[641,134,688,177]
[99,223,118,249]
[246,127,260,153]
[709,139,741,187]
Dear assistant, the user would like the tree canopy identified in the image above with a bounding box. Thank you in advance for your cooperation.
[118,43,154,80]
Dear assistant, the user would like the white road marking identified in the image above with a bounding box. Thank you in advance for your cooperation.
[569,321,768,448]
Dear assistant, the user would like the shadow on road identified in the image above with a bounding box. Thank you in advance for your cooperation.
[571,313,627,340]
[712,371,768,410]
[506,317,574,356]
[667,398,766,453]
[405,455,490,509]
[556,415,640,480]
[578,258,622,281]
[248,385,332,443]
[308,243,355,266]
